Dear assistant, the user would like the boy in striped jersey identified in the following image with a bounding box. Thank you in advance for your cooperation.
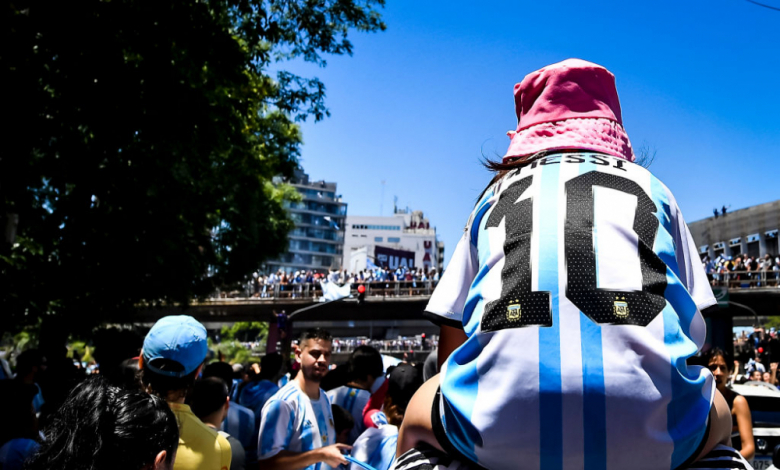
[257,328,350,470]
[327,345,384,444]
[395,60,745,470]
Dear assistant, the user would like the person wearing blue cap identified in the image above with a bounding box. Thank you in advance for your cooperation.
[140,315,232,470]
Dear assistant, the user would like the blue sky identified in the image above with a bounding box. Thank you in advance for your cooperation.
[287,0,780,265]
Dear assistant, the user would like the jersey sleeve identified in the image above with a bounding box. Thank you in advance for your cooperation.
[257,399,294,460]
[424,229,478,328]
[671,201,717,312]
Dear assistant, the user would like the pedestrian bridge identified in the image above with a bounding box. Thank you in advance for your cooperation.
[134,281,780,337]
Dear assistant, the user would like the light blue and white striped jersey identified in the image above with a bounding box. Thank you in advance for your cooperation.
[327,386,371,444]
[348,425,398,470]
[258,381,336,470]
[240,379,280,428]
[426,153,716,470]
[222,401,255,449]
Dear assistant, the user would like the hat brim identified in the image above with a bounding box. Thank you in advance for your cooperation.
[503,117,635,163]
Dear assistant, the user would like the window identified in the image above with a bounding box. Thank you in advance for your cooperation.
[388,237,401,243]
[350,224,402,231]
[375,237,383,242]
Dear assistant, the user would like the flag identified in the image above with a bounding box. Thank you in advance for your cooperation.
[319,280,351,302]
[366,257,378,269]
[323,216,340,230]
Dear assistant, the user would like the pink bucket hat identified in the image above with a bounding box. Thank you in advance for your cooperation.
[503,59,635,163]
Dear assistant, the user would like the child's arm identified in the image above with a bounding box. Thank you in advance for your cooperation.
[438,325,468,369]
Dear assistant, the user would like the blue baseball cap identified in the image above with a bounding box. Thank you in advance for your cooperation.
[142,315,208,378]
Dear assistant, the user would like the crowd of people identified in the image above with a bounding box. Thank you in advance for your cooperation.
[0,317,428,470]
[703,253,780,287]
[332,337,437,354]
[241,267,441,299]
[731,326,780,388]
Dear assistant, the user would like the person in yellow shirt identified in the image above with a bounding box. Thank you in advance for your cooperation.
[140,315,232,470]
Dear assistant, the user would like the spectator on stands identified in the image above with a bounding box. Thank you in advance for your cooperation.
[12,349,46,414]
[25,376,178,470]
[140,315,232,470]
[0,380,39,470]
[331,405,355,445]
[190,377,246,470]
[202,362,255,452]
[327,346,384,444]
[706,348,754,461]
[257,328,348,470]
[348,364,424,470]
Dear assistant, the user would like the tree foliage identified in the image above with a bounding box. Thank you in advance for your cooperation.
[2,0,385,328]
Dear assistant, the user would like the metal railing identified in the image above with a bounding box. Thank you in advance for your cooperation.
[708,270,780,289]
[211,280,439,300]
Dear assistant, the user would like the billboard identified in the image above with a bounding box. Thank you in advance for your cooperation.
[374,245,415,269]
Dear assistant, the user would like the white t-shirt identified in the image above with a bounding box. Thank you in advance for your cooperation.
[426,153,717,470]
[257,382,336,470]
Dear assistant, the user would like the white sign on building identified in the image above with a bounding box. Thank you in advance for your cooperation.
[344,209,442,273]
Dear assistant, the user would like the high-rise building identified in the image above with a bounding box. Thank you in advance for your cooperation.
[343,207,443,273]
[266,171,347,274]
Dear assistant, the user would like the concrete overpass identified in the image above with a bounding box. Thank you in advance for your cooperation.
[133,286,780,339]
[136,295,438,338]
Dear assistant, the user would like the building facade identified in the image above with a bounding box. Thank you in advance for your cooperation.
[343,208,443,273]
[688,200,780,259]
[265,171,347,274]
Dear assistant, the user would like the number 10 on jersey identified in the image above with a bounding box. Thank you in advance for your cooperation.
[481,171,668,333]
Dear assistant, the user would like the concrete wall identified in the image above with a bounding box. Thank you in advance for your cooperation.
[688,200,780,259]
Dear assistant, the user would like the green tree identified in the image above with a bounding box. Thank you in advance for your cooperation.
[2,1,385,330]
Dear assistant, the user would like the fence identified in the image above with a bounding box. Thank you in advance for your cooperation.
[212,280,439,300]
[709,270,780,289]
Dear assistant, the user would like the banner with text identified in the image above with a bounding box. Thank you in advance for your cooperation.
[375,246,415,269]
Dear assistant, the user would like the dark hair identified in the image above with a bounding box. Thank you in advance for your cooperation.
[481,150,612,199]
[331,404,354,436]
[298,328,332,347]
[15,349,45,377]
[704,347,733,372]
[26,376,178,470]
[259,353,283,381]
[141,358,200,400]
[348,346,383,382]
[118,357,142,391]
[189,377,229,419]
[202,361,234,389]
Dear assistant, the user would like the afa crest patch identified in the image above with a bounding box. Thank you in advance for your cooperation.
[507,302,521,322]
[614,298,629,318]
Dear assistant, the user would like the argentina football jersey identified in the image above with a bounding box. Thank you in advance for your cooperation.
[258,382,337,470]
[426,152,716,470]
[327,386,371,444]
